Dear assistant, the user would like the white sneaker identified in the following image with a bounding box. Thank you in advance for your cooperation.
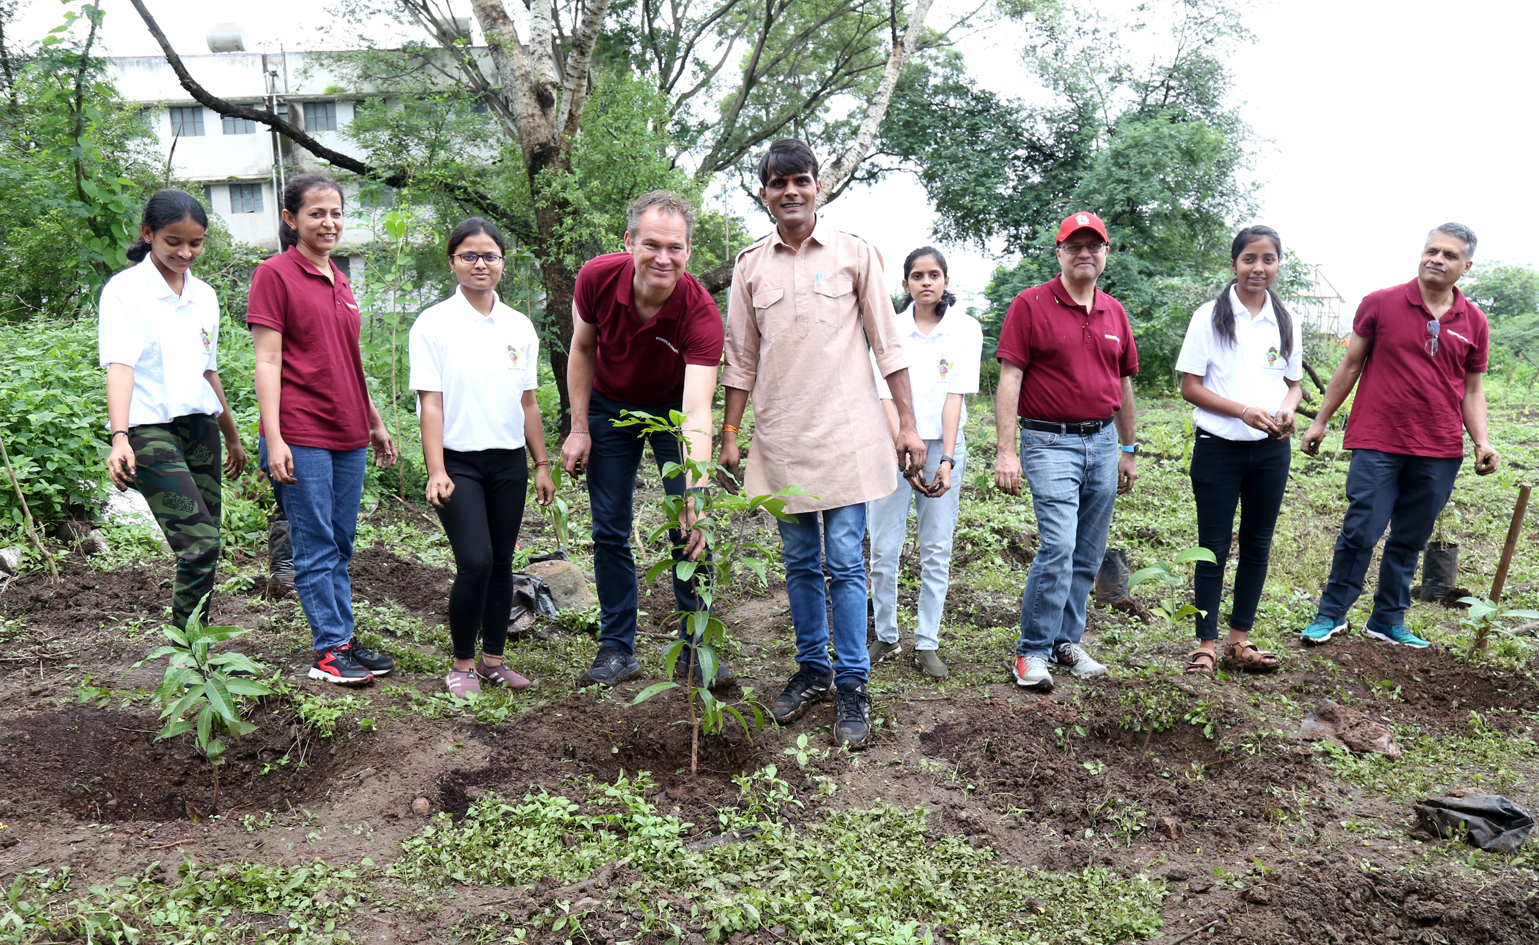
[1051,642,1108,678]
[1012,655,1054,691]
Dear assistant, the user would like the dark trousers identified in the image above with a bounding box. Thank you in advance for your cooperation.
[587,390,698,655]
[130,413,222,629]
[1189,431,1290,640]
[1318,448,1462,626]
[435,448,529,661]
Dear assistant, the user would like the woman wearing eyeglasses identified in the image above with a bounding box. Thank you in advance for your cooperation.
[1175,225,1302,677]
[409,217,555,698]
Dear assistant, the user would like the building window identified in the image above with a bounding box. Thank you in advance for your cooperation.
[275,102,289,123]
[231,183,263,214]
[333,256,351,280]
[202,185,213,207]
[169,106,205,137]
[222,114,257,135]
[306,101,337,132]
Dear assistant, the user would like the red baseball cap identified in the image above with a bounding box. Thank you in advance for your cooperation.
[1056,211,1108,244]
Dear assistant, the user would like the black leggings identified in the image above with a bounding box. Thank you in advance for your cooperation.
[435,448,529,660]
[1189,431,1290,640]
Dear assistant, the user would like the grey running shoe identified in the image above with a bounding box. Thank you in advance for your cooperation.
[868,639,902,666]
[832,680,872,749]
[769,665,834,723]
[914,649,949,679]
[580,646,642,686]
[1051,642,1108,678]
[1012,655,1054,692]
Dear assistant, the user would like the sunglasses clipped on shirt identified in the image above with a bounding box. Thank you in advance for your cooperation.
[1425,319,1440,357]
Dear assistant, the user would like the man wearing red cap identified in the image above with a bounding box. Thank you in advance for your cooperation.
[994,211,1139,692]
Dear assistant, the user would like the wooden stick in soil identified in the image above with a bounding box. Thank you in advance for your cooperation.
[0,433,59,584]
[1477,482,1533,654]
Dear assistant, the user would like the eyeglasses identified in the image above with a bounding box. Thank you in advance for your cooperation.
[1059,242,1107,256]
[453,252,504,264]
[1426,319,1440,357]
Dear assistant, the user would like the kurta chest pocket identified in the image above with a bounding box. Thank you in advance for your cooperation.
[752,286,797,338]
[811,274,854,329]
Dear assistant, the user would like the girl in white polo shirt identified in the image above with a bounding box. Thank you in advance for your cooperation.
[1176,225,1303,676]
[866,247,983,680]
[100,189,247,629]
[410,217,555,698]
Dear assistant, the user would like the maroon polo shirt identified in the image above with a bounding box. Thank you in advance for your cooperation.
[995,275,1138,422]
[1344,279,1488,458]
[573,252,724,405]
[246,248,372,450]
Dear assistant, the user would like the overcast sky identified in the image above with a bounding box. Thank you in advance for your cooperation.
[20,0,1537,318]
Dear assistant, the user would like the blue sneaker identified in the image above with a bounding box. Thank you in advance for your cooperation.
[1301,614,1348,646]
[1363,619,1431,648]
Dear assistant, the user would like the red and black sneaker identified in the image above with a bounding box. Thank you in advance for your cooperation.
[346,637,395,677]
[309,644,374,685]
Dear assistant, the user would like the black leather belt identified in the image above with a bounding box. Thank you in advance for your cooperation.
[1019,416,1114,435]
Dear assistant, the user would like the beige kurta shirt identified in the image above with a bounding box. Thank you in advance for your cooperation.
[722,216,911,513]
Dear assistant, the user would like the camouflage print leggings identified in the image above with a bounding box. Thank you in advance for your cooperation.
[129,414,223,629]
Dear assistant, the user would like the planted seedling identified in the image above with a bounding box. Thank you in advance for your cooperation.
[1127,547,1219,624]
[617,408,809,777]
[1457,596,1539,657]
[132,600,270,814]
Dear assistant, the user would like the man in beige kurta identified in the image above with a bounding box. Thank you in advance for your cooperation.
[719,138,926,749]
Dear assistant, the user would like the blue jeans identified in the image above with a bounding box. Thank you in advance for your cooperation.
[260,438,367,652]
[1015,424,1119,659]
[1318,449,1462,626]
[868,439,965,651]
[587,390,699,655]
[778,503,869,685]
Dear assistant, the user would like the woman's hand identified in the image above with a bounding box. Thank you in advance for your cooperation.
[107,437,136,491]
[1240,405,1282,437]
[425,470,455,508]
[1270,408,1296,440]
[929,462,953,498]
[533,465,556,507]
[266,437,298,484]
[224,435,248,479]
[370,421,398,469]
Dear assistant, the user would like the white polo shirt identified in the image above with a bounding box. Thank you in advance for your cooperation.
[408,286,540,452]
[871,308,984,442]
[1175,287,1303,441]
[97,255,223,426]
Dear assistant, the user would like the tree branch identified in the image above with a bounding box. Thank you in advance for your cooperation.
[557,0,611,140]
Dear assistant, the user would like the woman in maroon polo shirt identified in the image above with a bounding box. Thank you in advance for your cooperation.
[248,174,399,686]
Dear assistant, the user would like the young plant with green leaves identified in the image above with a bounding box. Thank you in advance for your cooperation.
[1128,548,1220,624]
[133,601,270,814]
[1458,596,1539,656]
[618,409,807,778]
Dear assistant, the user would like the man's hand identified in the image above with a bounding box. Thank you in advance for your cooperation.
[425,470,455,508]
[107,437,136,491]
[561,430,591,477]
[681,490,708,560]
[223,436,248,480]
[1475,442,1500,475]
[1300,420,1328,456]
[370,422,398,469]
[716,439,742,494]
[895,428,927,479]
[995,450,1022,496]
[1117,452,1137,495]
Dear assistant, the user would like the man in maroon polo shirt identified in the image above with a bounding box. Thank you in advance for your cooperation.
[994,211,1139,692]
[1298,223,1499,649]
[560,191,726,687]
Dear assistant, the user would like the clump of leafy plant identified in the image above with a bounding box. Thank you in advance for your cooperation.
[134,601,270,814]
[617,408,807,778]
[1458,595,1539,656]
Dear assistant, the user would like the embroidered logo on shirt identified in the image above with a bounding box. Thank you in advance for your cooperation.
[200,327,212,353]
[1103,334,1120,343]
[1266,345,1279,366]
[655,336,680,355]
[507,344,522,369]
[937,357,952,379]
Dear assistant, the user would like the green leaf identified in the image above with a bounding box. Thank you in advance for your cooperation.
[195,705,214,750]
[204,675,237,725]
[1503,609,1539,620]
[631,681,679,705]
[155,718,195,741]
[1173,547,1218,565]
[697,645,718,688]
[644,559,675,584]
[675,560,698,583]
[223,677,274,697]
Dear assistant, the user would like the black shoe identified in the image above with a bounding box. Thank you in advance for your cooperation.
[833,680,871,749]
[308,645,374,685]
[769,665,833,723]
[672,645,735,690]
[581,645,642,686]
[347,637,395,676]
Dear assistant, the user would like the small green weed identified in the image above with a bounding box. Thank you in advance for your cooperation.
[293,693,372,739]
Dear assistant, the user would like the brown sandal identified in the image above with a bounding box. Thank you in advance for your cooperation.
[1222,641,1281,673]
[1184,649,1216,676]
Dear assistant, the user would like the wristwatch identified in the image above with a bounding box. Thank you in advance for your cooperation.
[940,455,956,468]
[1120,444,1137,454]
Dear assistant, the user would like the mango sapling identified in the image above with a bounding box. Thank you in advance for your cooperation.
[1128,548,1219,625]
[133,600,271,814]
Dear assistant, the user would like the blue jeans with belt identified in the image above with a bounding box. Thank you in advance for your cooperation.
[1015,423,1119,659]
[587,390,699,655]
[1317,448,1462,626]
